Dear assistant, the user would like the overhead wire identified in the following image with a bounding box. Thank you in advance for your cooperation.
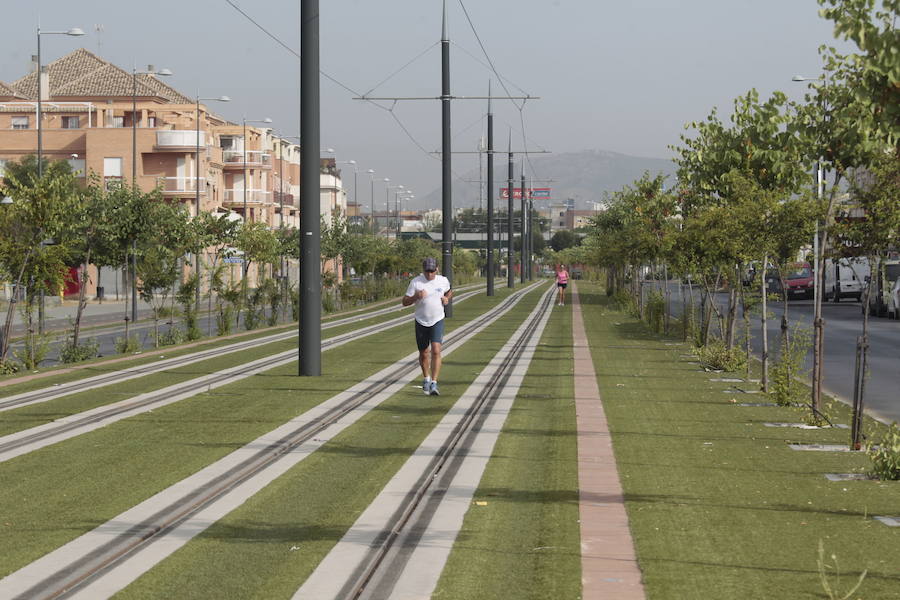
[223,0,440,166]
[456,0,543,180]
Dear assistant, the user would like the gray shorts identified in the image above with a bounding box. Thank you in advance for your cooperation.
[415,319,445,351]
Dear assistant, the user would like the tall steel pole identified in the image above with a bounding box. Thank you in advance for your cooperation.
[486,84,494,296]
[300,0,321,376]
[507,132,514,288]
[368,169,375,235]
[520,165,526,284]
[441,0,454,316]
[528,175,534,280]
[195,96,202,313]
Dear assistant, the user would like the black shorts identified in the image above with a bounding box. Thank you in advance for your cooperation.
[415,319,445,351]
[557,282,567,289]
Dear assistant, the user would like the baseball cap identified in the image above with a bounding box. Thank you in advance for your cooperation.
[423,257,438,272]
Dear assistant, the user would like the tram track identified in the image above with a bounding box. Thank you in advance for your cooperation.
[298,285,557,599]
[0,282,543,600]
[0,289,483,464]
[0,286,480,415]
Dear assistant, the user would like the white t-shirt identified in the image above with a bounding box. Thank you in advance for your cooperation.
[405,273,451,327]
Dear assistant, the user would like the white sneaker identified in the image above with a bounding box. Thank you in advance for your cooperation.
[422,379,431,395]
[429,381,440,396]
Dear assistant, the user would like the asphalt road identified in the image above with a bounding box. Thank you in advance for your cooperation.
[649,282,900,424]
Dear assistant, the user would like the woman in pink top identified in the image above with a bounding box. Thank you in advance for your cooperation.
[555,264,569,306]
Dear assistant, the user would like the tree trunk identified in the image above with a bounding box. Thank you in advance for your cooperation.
[760,255,769,393]
[664,262,671,335]
[851,256,877,450]
[73,251,92,348]
[725,264,739,349]
[1,249,34,362]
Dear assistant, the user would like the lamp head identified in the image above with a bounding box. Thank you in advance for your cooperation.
[218,96,231,102]
[156,68,173,77]
[67,28,86,36]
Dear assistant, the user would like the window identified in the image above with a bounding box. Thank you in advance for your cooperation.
[111,116,125,128]
[147,116,157,127]
[61,116,79,129]
[220,136,236,151]
[0,159,6,176]
[103,157,123,189]
[11,116,28,130]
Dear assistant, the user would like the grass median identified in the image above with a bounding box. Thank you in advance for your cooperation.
[578,281,899,599]
[0,286,526,584]
[115,285,543,599]
[433,293,581,599]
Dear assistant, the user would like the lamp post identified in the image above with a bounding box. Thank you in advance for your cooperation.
[367,169,376,234]
[337,160,357,227]
[386,182,404,238]
[36,26,84,178]
[194,94,229,313]
[397,191,413,238]
[127,64,172,324]
[35,25,83,333]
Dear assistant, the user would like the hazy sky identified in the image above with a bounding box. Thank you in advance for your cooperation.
[1,0,853,209]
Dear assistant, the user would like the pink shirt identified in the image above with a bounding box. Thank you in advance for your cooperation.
[556,270,569,284]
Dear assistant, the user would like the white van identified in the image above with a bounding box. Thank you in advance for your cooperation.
[824,257,869,302]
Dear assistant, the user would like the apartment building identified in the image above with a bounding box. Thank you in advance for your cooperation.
[0,48,349,294]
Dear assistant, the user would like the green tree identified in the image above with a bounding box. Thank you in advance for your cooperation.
[549,229,580,252]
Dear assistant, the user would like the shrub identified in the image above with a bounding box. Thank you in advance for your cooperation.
[696,340,747,372]
[0,359,22,375]
[58,338,100,363]
[115,335,141,354]
[768,326,810,407]
[14,332,53,370]
[610,289,635,313]
[155,327,185,347]
[645,290,665,333]
[217,305,234,337]
[867,423,900,481]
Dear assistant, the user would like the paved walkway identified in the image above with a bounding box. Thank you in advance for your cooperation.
[571,283,645,599]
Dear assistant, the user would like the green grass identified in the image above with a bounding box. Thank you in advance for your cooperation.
[0,306,414,438]
[0,286,530,584]
[433,295,582,599]
[115,286,543,599]
[578,282,900,600]
[0,289,430,394]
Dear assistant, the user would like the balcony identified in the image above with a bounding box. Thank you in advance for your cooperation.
[157,176,207,196]
[223,189,272,206]
[222,150,272,169]
[156,130,206,150]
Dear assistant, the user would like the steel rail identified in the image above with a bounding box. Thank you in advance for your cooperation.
[0,290,484,462]
[9,283,542,600]
[0,285,482,414]
[342,286,555,599]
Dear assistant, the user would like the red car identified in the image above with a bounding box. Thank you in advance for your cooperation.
[766,262,815,299]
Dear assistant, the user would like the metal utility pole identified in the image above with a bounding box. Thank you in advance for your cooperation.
[441,0,454,317]
[520,164,526,284]
[507,132,514,289]
[300,0,321,376]
[528,175,534,280]
[486,83,494,296]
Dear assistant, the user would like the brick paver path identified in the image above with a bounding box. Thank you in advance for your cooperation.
[571,283,645,599]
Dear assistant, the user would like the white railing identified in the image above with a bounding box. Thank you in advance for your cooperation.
[224,189,271,203]
[157,177,207,193]
[156,130,206,147]
[223,150,271,166]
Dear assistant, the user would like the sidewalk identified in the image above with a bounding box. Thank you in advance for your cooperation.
[3,297,159,336]
[576,281,897,598]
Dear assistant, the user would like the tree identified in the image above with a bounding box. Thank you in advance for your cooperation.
[0,156,81,363]
[549,229,580,252]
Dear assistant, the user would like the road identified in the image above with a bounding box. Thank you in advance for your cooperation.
[650,281,900,423]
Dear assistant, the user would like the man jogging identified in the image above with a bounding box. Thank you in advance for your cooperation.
[402,257,452,396]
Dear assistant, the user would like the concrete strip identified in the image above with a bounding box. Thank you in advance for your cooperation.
[571,283,645,600]
[296,286,555,600]
[0,286,533,600]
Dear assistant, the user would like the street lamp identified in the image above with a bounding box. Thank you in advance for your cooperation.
[367,169,376,234]
[386,182,404,238]
[130,64,173,323]
[36,26,84,178]
[242,117,273,225]
[194,94,229,313]
[337,159,357,217]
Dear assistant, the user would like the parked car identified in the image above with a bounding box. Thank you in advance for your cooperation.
[889,276,900,320]
[823,257,869,303]
[869,259,900,317]
[766,262,815,299]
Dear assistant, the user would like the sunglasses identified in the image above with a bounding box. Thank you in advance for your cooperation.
[424,269,436,273]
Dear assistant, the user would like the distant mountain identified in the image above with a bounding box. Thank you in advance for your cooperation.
[418,149,676,212]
